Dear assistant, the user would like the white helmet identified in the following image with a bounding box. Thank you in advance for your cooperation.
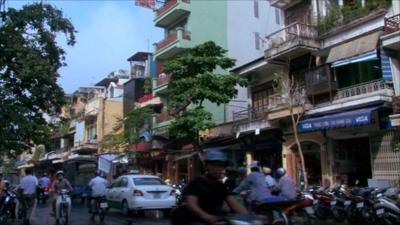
[56,170,64,176]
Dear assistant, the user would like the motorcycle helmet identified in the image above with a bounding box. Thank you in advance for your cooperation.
[56,170,64,177]
[203,149,228,165]
[276,167,286,177]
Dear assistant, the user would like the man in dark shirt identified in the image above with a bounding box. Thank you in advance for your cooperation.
[182,149,247,225]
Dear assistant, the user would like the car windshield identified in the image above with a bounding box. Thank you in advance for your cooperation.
[133,178,165,186]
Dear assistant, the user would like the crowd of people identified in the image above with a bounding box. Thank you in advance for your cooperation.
[172,149,298,225]
[0,169,109,225]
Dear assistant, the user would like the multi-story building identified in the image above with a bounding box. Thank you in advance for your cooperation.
[147,0,282,182]
[231,0,400,186]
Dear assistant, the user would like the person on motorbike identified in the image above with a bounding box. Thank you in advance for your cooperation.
[275,168,297,200]
[87,171,109,213]
[262,167,277,191]
[50,171,73,216]
[177,149,247,225]
[38,172,50,189]
[0,180,16,219]
[19,169,38,225]
[233,161,271,203]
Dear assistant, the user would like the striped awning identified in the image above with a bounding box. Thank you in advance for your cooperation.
[327,32,380,64]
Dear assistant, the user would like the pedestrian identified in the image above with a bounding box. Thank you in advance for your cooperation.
[19,168,38,225]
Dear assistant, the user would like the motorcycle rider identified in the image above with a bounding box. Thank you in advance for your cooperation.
[233,161,271,202]
[19,169,38,225]
[262,167,277,191]
[88,171,109,213]
[275,168,297,200]
[38,172,50,189]
[50,171,73,216]
[175,149,247,225]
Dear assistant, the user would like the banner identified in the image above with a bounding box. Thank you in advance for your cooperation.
[135,0,156,9]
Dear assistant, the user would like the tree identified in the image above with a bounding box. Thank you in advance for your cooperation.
[0,3,76,157]
[274,72,309,189]
[99,106,153,151]
[164,41,247,146]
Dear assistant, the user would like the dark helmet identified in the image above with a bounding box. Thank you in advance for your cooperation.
[276,167,286,177]
[203,149,227,164]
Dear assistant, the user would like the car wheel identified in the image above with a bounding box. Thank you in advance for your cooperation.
[121,200,130,217]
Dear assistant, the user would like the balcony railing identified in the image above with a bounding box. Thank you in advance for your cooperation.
[393,96,400,114]
[305,66,336,95]
[156,0,190,17]
[156,111,174,123]
[335,79,391,100]
[232,95,285,122]
[384,14,400,34]
[156,73,172,87]
[155,29,191,52]
[266,22,318,49]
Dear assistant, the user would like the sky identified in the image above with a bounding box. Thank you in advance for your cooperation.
[6,0,163,93]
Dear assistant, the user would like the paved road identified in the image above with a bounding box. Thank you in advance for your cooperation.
[10,200,168,225]
[8,200,347,225]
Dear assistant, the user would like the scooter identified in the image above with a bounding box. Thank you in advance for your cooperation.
[37,185,50,204]
[55,189,71,225]
[0,190,16,225]
[89,196,108,222]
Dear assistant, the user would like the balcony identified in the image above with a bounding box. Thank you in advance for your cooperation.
[71,140,98,154]
[84,98,101,117]
[269,0,302,9]
[136,94,162,108]
[334,79,393,101]
[390,96,400,127]
[156,111,174,124]
[154,28,192,60]
[154,0,190,28]
[265,22,319,61]
[381,14,400,50]
[305,66,336,96]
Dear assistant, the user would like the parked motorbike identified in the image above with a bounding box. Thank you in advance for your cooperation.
[89,196,108,222]
[310,187,346,222]
[55,189,71,225]
[37,186,50,204]
[0,190,16,225]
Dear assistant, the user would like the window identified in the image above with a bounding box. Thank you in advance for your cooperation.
[254,32,260,50]
[335,60,382,89]
[275,8,280,24]
[120,177,129,187]
[133,178,165,186]
[87,124,97,141]
[252,84,274,113]
[254,0,259,18]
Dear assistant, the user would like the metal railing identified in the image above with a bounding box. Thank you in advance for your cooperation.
[384,14,400,34]
[156,0,190,17]
[265,22,317,49]
[156,73,172,87]
[335,79,390,100]
[155,30,191,51]
[305,66,336,95]
[232,94,285,122]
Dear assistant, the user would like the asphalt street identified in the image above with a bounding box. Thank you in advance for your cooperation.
[7,199,347,225]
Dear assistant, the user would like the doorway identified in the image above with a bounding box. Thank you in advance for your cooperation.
[291,141,322,186]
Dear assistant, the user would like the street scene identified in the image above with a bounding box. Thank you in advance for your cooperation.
[1,0,400,225]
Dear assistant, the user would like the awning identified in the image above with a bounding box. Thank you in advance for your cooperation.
[174,152,198,161]
[298,107,379,132]
[326,32,380,64]
[331,50,378,68]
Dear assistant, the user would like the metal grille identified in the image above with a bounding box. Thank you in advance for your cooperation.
[370,129,400,187]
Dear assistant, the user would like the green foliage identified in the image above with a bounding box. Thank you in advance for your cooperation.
[143,77,152,94]
[317,0,390,34]
[99,132,125,152]
[168,107,215,144]
[0,3,76,157]
[124,106,153,144]
[394,141,400,153]
[164,41,247,145]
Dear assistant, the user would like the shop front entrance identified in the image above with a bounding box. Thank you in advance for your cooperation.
[290,141,322,186]
[334,137,372,187]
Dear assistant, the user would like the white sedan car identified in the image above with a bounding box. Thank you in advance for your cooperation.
[106,175,176,216]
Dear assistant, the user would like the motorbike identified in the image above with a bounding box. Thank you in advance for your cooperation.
[311,188,346,222]
[55,189,71,225]
[37,185,50,204]
[0,190,16,225]
[89,196,108,222]
[216,214,263,225]
[284,191,316,225]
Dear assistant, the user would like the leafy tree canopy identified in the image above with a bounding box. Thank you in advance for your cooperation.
[0,3,76,157]
[164,41,247,145]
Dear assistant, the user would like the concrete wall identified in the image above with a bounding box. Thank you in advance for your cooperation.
[102,100,123,138]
